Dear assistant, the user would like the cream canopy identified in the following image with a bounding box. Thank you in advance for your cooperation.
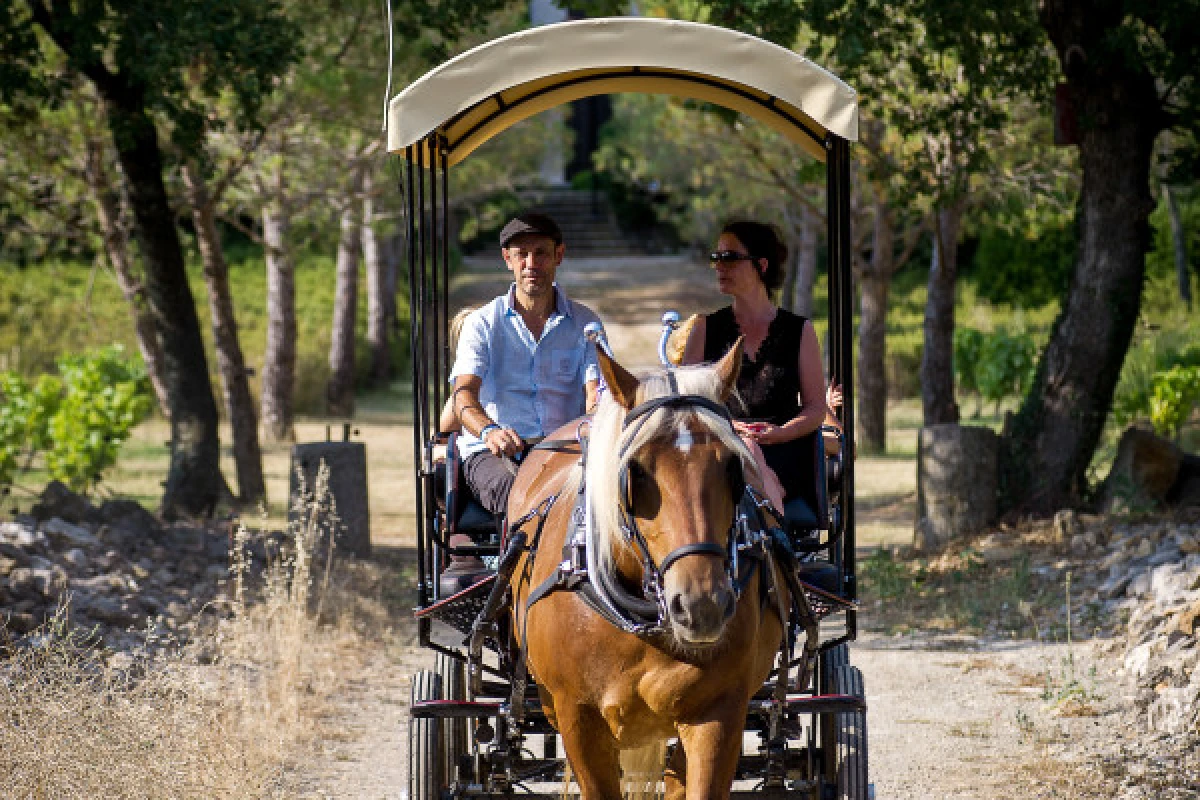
[387,17,858,165]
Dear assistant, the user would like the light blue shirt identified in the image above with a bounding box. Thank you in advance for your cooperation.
[451,283,601,459]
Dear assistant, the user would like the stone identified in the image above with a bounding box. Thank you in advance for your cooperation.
[84,596,140,627]
[1177,531,1200,555]
[1147,545,1183,567]
[30,480,100,524]
[1150,564,1200,609]
[1126,641,1159,679]
[290,440,371,558]
[99,499,160,540]
[1171,600,1200,637]
[204,564,227,582]
[1053,509,1082,544]
[7,567,35,595]
[28,566,67,597]
[61,548,87,570]
[0,555,16,576]
[1103,427,1183,512]
[1099,569,1133,599]
[1167,453,1200,508]
[1135,538,1156,558]
[914,424,999,550]
[1129,570,1153,598]
[1146,687,1199,733]
[41,517,99,548]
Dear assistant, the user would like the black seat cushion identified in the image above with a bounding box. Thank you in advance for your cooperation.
[784,495,819,529]
[795,561,840,594]
[456,500,500,539]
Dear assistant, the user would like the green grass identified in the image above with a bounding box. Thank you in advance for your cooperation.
[0,248,410,415]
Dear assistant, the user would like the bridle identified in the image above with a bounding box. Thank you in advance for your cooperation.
[612,392,755,620]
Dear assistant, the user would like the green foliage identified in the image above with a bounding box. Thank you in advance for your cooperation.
[1111,330,1200,432]
[968,219,1076,307]
[1149,366,1200,441]
[953,328,984,396]
[955,326,1038,412]
[0,346,151,493]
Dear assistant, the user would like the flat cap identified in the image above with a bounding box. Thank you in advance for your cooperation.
[500,212,563,247]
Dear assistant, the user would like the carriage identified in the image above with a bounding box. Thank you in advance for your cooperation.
[389,17,866,799]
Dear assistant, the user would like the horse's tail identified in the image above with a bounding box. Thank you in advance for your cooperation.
[620,741,667,800]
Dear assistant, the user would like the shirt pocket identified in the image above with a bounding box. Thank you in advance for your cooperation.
[543,346,582,383]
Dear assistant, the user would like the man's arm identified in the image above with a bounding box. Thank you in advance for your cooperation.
[453,374,523,457]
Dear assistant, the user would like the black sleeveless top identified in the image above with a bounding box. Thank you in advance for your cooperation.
[703,305,812,501]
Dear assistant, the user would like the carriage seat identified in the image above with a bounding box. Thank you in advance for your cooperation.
[436,432,504,543]
[435,433,503,597]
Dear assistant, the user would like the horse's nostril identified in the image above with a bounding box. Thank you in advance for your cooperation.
[668,593,688,624]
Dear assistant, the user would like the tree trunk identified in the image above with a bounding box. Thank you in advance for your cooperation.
[328,183,363,416]
[1000,3,1163,513]
[857,201,894,454]
[182,164,267,506]
[261,181,297,443]
[363,169,391,385]
[102,103,228,517]
[792,206,820,318]
[1164,184,1192,310]
[83,139,172,420]
[921,203,964,426]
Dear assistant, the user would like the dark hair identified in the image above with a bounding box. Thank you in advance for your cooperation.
[721,220,788,292]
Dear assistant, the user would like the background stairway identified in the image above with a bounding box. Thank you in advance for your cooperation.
[522,187,645,258]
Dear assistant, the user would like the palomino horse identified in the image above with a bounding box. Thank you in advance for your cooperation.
[506,342,791,800]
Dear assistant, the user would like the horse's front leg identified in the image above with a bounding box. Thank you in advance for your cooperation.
[557,705,623,800]
[674,703,747,800]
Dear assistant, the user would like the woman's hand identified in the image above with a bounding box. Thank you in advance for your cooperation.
[826,382,843,412]
[735,420,789,445]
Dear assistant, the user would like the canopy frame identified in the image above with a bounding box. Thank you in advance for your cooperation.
[394,21,858,646]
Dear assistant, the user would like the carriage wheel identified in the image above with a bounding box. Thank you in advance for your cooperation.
[819,643,849,694]
[410,670,446,800]
[826,665,868,800]
[436,653,469,784]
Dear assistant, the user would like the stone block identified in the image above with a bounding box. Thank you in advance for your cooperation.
[915,424,998,550]
[289,441,370,558]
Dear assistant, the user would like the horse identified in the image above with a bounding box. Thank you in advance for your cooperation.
[506,342,792,800]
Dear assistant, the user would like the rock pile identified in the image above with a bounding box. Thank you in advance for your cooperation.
[1,481,232,651]
[1059,510,1200,734]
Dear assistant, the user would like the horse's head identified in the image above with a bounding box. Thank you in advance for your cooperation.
[588,342,756,648]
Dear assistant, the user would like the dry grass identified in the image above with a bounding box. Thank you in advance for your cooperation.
[0,465,372,798]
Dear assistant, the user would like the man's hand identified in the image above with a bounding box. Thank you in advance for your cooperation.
[483,426,523,457]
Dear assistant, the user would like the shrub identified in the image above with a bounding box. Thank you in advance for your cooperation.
[954,326,1038,414]
[1149,365,1200,440]
[0,346,152,493]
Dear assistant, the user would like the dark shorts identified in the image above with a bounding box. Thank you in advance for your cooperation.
[462,450,522,516]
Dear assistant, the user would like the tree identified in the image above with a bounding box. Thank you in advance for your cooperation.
[328,157,365,416]
[999,0,1200,512]
[1,0,299,516]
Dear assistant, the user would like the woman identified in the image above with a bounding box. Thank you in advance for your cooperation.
[682,220,828,514]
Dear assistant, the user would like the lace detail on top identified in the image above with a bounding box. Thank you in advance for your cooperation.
[703,305,806,425]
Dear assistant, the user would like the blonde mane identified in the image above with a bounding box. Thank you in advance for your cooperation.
[576,363,759,575]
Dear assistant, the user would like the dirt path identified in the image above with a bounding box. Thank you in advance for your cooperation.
[295,255,1127,798]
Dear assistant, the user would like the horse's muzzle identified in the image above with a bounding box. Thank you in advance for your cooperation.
[666,582,736,644]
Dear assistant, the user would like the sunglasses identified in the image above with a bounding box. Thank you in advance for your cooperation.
[709,250,754,265]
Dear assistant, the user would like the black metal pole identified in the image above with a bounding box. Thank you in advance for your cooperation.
[430,139,442,417]
[441,141,451,387]
[835,136,856,608]
[406,147,428,608]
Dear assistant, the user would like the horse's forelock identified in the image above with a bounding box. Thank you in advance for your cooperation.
[583,363,759,575]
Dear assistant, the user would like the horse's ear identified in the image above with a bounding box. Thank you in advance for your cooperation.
[597,348,640,410]
[714,337,743,402]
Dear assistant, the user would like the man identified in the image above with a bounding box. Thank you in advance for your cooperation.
[450,212,601,519]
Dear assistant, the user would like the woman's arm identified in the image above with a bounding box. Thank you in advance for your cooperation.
[751,320,828,444]
[679,315,707,366]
